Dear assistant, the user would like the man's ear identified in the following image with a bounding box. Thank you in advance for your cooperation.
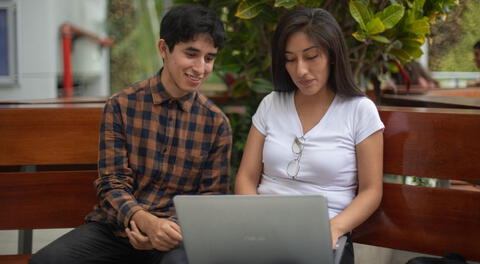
[157,39,169,59]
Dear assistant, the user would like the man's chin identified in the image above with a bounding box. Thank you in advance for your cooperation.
[180,85,201,94]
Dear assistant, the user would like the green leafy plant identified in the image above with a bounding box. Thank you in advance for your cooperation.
[348,0,457,84]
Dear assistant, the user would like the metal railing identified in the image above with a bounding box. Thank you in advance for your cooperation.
[432,71,480,88]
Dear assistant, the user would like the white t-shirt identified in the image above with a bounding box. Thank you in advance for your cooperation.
[252,92,384,218]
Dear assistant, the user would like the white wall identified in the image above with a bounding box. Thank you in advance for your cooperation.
[0,0,109,100]
[0,0,56,100]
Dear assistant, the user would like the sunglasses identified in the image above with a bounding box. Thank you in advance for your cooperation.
[286,136,305,179]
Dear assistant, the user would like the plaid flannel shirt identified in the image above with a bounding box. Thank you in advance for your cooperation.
[85,71,232,236]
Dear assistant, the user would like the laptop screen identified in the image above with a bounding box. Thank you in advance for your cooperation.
[174,195,335,264]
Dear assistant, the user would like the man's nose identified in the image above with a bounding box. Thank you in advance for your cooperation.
[192,58,206,74]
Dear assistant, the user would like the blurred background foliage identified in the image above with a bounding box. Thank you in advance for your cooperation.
[107,0,466,175]
[429,0,480,72]
[108,0,163,94]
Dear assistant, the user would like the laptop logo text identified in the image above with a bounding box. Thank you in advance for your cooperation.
[243,235,266,241]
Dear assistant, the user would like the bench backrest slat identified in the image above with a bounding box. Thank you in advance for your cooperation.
[353,106,480,262]
[0,105,103,231]
[380,106,480,182]
[0,170,98,230]
[353,183,480,261]
[0,106,103,166]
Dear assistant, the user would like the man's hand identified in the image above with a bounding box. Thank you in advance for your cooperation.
[131,210,183,251]
[126,221,153,250]
[145,217,183,251]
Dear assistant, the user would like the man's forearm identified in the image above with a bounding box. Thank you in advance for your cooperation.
[131,210,154,234]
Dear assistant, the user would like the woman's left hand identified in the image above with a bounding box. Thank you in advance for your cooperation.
[330,224,345,249]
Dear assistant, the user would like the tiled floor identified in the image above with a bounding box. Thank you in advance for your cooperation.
[0,229,72,255]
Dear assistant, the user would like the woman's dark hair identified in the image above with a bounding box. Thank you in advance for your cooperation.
[271,7,363,97]
[160,4,226,52]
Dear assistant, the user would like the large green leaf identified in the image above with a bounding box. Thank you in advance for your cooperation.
[370,35,390,44]
[414,0,425,11]
[400,37,424,49]
[404,18,430,35]
[411,0,425,18]
[366,17,386,35]
[399,37,425,46]
[376,4,405,29]
[349,1,373,30]
[235,0,268,19]
[274,0,298,9]
[403,46,423,58]
[400,37,424,58]
[352,31,366,42]
[390,48,411,63]
[403,9,416,26]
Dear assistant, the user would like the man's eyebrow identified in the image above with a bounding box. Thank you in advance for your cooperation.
[185,46,200,52]
[285,46,322,54]
[185,46,217,57]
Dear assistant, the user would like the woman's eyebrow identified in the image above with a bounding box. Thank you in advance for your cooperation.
[285,46,322,54]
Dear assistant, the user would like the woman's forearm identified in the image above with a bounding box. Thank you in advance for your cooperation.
[330,185,382,235]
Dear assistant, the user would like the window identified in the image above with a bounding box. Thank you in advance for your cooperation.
[0,0,16,85]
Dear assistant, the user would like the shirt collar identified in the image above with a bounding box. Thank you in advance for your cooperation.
[150,69,196,112]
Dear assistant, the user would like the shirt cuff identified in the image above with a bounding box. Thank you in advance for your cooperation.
[120,202,145,229]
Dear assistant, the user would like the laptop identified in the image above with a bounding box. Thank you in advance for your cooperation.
[174,195,347,264]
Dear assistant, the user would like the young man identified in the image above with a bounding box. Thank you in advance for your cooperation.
[467,41,480,87]
[30,4,231,264]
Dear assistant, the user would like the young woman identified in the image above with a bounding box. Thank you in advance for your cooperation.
[235,7,384,263]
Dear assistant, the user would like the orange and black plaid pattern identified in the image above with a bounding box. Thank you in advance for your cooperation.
[86,71,232,236]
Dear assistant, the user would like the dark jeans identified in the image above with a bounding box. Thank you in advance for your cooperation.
[29,222,188,264]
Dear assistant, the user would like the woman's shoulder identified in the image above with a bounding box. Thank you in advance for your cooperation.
[260,91,293,106]
[336,95,376,110]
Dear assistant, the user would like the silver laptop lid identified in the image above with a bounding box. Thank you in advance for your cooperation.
[174,194,334,264]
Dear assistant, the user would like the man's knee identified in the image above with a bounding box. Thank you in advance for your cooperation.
[29,242,70,264]
[159,246,188,264]
[29,222,120,264]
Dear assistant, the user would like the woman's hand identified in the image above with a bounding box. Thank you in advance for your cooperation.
[330,221,347,249]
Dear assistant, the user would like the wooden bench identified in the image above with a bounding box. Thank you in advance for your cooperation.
[353,106,480,262]
[0,104,104,264]
[1,104,479,263]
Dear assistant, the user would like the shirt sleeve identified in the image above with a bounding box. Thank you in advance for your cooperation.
[354,97,385,145]
[252,93,273,135]
[198,114,233,195]
[95,97,144,229]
